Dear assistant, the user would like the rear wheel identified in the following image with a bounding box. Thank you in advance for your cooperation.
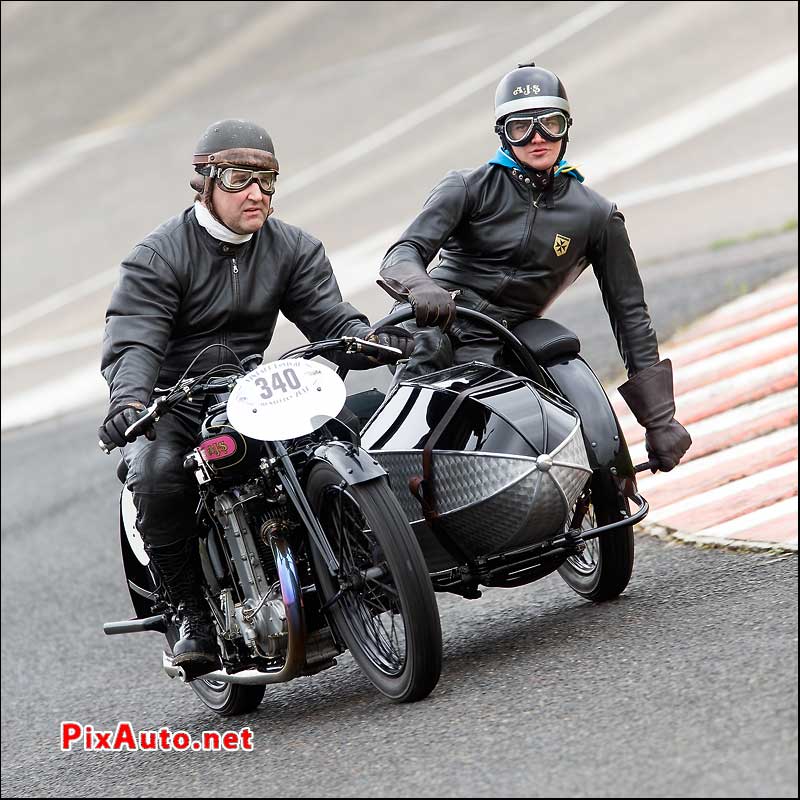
[165,629,266,716]
[558,473,634,602]
[306,464,442,702]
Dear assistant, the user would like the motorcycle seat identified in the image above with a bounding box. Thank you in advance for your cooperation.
[511,318,581,366]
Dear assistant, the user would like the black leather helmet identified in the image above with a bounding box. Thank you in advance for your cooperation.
[189,119,279,219]
[494,64,570,122]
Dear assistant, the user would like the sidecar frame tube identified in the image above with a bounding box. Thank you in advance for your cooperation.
[578,491,649,541]
[428,491,649,590]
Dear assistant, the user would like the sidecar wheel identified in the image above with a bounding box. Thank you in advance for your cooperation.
[165,630,265,715]
[306,464,442,703]
[557,479,634,602]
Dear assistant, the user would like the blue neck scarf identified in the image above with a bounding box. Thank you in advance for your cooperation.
[488,147,585,183]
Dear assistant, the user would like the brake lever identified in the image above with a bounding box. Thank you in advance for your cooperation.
[346,336,403,358]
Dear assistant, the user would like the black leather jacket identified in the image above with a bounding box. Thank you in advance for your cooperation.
[380,163,659,376]
[101,207,372,410]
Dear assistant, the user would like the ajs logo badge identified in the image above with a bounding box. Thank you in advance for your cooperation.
[553,234,571,256]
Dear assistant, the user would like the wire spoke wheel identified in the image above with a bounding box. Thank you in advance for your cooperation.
[307,464,441,702]
[322,484,407,674]
[558,472,634,602]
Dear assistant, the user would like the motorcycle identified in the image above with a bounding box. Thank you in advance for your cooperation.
[102,336,443,715]
[340,294,654,604]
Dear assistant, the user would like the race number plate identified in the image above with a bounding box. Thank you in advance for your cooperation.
[227,359,346,441]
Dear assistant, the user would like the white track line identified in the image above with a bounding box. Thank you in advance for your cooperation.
[615,149,798,208]
[627,387,799,463]
[635,425,797,489]
[649,461,797,521]
[583,53,798,182]
[685,497,798,541]
[277,1,628,198]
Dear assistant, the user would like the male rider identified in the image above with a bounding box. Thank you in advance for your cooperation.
[99,119,410,675]
[379,63,691,474]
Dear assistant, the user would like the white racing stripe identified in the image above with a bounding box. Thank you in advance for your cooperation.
[615,149,798,208]
[583,53,798,182]
[649,461,798,521]
[627,387,799,463]
[635,425,798,490]
[0,269,120,337]
[277,1,627,198]
[0,2,328,210]
[4,138,795,342]
[0,127,129,209]
[685,497,799,541]
[1,362,108,432]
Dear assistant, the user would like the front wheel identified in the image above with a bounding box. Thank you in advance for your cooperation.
[306,464,442,702]
[558,471,634,602]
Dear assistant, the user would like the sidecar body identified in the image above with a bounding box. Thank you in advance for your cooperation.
[360,363,593,572]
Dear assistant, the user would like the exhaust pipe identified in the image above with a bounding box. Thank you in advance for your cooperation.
[162,537,307,686]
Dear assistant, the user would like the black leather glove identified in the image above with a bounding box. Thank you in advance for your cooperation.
[618,359,692,472]
[98,401,156,450]
[366,325,416,364]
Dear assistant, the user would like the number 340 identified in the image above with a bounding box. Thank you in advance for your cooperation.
[255,368,301,400]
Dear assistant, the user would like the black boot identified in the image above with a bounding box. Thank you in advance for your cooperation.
[145,539,219,676]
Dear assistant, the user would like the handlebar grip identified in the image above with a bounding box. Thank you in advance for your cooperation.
[98,439,116,455]
[634,459,660,474]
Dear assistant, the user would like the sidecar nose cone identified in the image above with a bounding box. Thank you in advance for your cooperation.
[536,454,554,472]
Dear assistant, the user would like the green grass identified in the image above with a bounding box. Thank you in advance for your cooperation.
[710,217,797,250]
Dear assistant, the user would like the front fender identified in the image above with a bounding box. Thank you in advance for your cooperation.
[311,441,387,486]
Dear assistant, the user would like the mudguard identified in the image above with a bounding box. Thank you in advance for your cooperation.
[542,355,636,479]
[311,441,387,486]
[119,491,159,619]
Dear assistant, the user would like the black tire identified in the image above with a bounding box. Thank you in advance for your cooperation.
[165,629,266,716]
[306,464,442,702]
[557,473,634,602]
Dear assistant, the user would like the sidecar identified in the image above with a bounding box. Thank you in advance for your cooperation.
[360,363,592,572]
[349,307,650,601]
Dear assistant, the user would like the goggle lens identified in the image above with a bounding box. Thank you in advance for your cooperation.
[217,167,277,194]
[504,111,569,144]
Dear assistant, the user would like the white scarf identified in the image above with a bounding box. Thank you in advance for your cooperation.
[193,201,253,245]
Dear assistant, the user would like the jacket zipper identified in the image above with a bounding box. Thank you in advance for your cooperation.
[231,257,240,315]
[218,257,240,366]
[489,188,542,305]
[520,189,542,256]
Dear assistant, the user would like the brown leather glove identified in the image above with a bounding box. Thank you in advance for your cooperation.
[618,359,692,472]
[379,270,456,329]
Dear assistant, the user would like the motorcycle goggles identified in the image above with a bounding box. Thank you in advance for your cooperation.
[211,165,278,195]
[503,110,570,145]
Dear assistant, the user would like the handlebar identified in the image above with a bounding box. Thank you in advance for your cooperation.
[279,336,401,361]
[99,337,399,455]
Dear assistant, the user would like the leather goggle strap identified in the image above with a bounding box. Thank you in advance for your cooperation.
[192,148,279,172]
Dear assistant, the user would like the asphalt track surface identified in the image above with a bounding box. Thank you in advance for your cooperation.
[1,2,798,796]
